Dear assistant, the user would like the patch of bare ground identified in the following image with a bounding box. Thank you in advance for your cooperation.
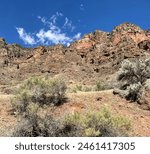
[0,90,150,136]
[0,94,17,136]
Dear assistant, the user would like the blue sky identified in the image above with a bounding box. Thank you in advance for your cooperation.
[0,0,150,46]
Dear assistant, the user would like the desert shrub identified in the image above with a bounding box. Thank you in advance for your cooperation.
[64,108,131,137]
[13,113,82,137]
[12,107,130,137]
[12,76,67,115]
[13,115,61,137]
[113,59,150,101]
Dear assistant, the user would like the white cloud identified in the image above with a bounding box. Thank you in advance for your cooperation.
[36,29,71,45]
[16,27,36,45]
[16,12,81,46]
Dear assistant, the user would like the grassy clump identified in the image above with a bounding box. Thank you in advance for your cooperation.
[94,81,110,91]
[70,82,111,93]
[70,84,92,93]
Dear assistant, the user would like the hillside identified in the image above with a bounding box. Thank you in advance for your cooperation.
[0,23,150,88]
[0,22,150,136]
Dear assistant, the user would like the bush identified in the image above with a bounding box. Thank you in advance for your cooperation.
[64,108,131,137]
[13,113,81,137]
[12,76,67,115]
[12,108,130,137]
[113,59,150,102]
[13,115,61,137]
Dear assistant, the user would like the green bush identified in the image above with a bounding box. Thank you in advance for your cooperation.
[12,76,67,115]
[64,108,131,137]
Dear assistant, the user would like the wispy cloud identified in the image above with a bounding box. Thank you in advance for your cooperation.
[16,12,81,46]
[63,17,75,31]
[16,27,36,45]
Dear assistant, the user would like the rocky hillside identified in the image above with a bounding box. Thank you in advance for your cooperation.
[0,22,150,86]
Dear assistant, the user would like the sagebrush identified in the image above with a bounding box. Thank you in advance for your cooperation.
[12,76,67,115]
[113,59,150,102]
[64,108,131,137]
[13,108,131,137]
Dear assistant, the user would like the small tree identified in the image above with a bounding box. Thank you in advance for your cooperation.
[113,59,150,101]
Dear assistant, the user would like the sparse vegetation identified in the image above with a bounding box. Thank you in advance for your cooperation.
[12,76,67,116]
[113,59,150,102]
[70,82,111,93]
[13,108,131,137]
[71,84,92,93]
[1,23,150,137]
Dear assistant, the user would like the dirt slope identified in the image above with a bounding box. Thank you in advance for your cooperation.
[0,90,150,136]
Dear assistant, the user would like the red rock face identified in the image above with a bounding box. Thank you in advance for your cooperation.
[70,30,110,51]
[130,33,148,44]
[111,23,150,45]
[74,39,95,50]
[70,35,95,50]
